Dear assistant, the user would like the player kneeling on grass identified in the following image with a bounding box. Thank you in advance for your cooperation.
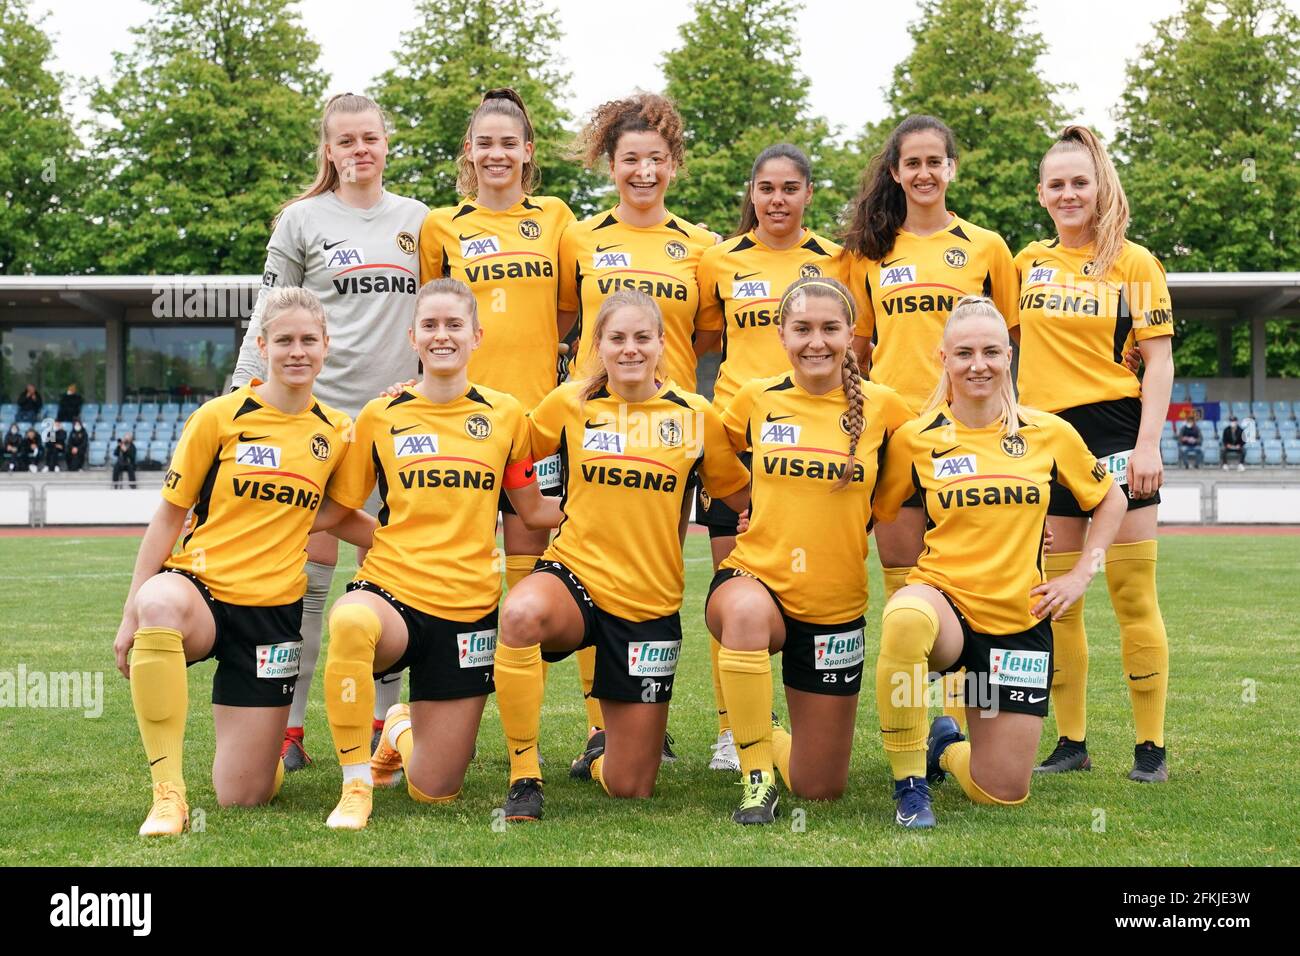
[705,277,910,824]
[113,289,373,836]
[320,279,561,831]
[871,296,1127,827]
[495,289,750,822]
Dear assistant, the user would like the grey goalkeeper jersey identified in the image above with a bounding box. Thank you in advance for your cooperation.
[232,190,430,417]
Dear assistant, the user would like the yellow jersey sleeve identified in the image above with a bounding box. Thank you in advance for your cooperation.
[845,252,876,341]
[1049,416,1113,513]
[720,380,758,454]
[987,231,1019,329]
[527,384,569,460]
[327,400,378,510]
[872,421,918,524]
[161,404,222,510]
[557,222,581,314]
[696,400,751,499]
[696,246,724,332]
[1125,246,1174,341]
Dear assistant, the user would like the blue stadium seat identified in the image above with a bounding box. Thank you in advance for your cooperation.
[1244,443,1263,466]
[81,402,99,421]
[1263,440,1284,466]
[1251,401,1271,420]
[1257,421,1279,440]
[147,441,171,463]
[1231,401,1250,420]
[1170,382,1187,402]
[113,421,138,439]
[1280,421,1298,440]
[1196,420,1216,438]
[159,404,180,423]
[120,403,140,422]
[1188,382,1208,403]
[41,403,58,419]
[1284,439,1300,464]
[1272,401,1292,421]
[91,423,113,441]
[180,402,199,418]
[138,402,160,422]
[1202,442,1221,466]
[1159,440,1180,466]
[1293,401,1300,421]
[1160,420,1175,440]
[0,404,15,421]
[1217,401,1231,420]
[89,441,109,467]
[100,403,119,421]
[133,423,155,443]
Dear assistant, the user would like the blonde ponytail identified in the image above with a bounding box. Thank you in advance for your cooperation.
[1041,125,1129,281]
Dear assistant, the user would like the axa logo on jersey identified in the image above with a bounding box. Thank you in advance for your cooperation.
[593,251,632,269]
[326,248,365,269]
[235,443,281,468]
[394,433,438,456]
[879,265,916,287]
[732,279,771,299]
[1027,266,1055,284]
[460,235,501,258]
[760,422,800,445]
[932,454,977,478]
[582,428,625,454]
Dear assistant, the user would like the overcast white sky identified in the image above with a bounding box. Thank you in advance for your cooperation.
[34,0,1300,140]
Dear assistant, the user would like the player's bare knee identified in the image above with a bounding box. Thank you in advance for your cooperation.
[499,593,545,648]
[133,585,186,632]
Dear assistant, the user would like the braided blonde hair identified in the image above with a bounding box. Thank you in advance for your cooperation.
[778,276,864,491]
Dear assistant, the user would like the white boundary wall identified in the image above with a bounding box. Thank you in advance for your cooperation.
[44,487,161,525]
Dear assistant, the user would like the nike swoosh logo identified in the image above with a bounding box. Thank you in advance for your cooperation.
[716,710,727,716]
[582,692,592,699]
[897,811,918,824]
[323,239,348,250]
[1031,258,1050,268]
[341,746,360,754]
[524,466,535,479]
[379,674,402,684]
[514,746,534,755]
[765,413,794,422]
[1028,694,1046,703]
[458,231,483,241]
[931,445,961,458]
[1128,672,1159,681]
[734,271,761,281]
[238,432,270,442]
[149,756,166,766]
[390,424,418,435]
[737,740,758,750]
[844,671,861,683]
[882,257,904,267]
[585,419,612,428]
[594,243,621,253]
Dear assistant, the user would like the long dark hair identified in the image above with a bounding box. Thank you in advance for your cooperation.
[841,115,957,261]
[733,143,812,238]
[457,88,539,196]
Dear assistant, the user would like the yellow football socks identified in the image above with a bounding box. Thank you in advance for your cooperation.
[324,604,381,769]
[881,565,911,602]
[711,636,730,734]
[130,626,188,788]
[504,555,536,592]
[718,647,774,777]
[1107,540,1168,747]
[772,725,792,787]
[940,741,1027,806]
[589,754,613,796]
[876,597,938,781]
[1046,550,1088,741]
[578,645,603,730]
[495,642,544,782]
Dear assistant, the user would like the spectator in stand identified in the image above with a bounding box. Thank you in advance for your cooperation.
[17,384,42,422]
[56,384,83,424]
[20,427,42,472]
[1221,416,1246,471]
[66,420,88,471]
[1177,419,1203,469]
[3,425,21,472]
[44,421,67,472]
[113,432,137,488]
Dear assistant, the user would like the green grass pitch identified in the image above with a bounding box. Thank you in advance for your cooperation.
[1,533,1295,866]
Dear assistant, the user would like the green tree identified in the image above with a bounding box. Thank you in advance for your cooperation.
[662,0,857,235]
[1114,0,1300,274]
[0,0,84,274]
[858,0,1068,251]
[83,0,325,274]
[372,0,595,214]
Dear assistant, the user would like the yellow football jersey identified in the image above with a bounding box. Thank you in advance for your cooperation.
[697,230,847,410]
[874,404,1113,634]
[1011,239,1174,413]
[329,384,532,622]
[161,383,351,606]
[720,375,912,625]
[530,380,750,620]
[419,195,576,410]
[558,208,715,391]
[844,215,1018,413]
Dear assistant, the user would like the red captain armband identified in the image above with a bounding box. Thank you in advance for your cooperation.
[503,457,537,490]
